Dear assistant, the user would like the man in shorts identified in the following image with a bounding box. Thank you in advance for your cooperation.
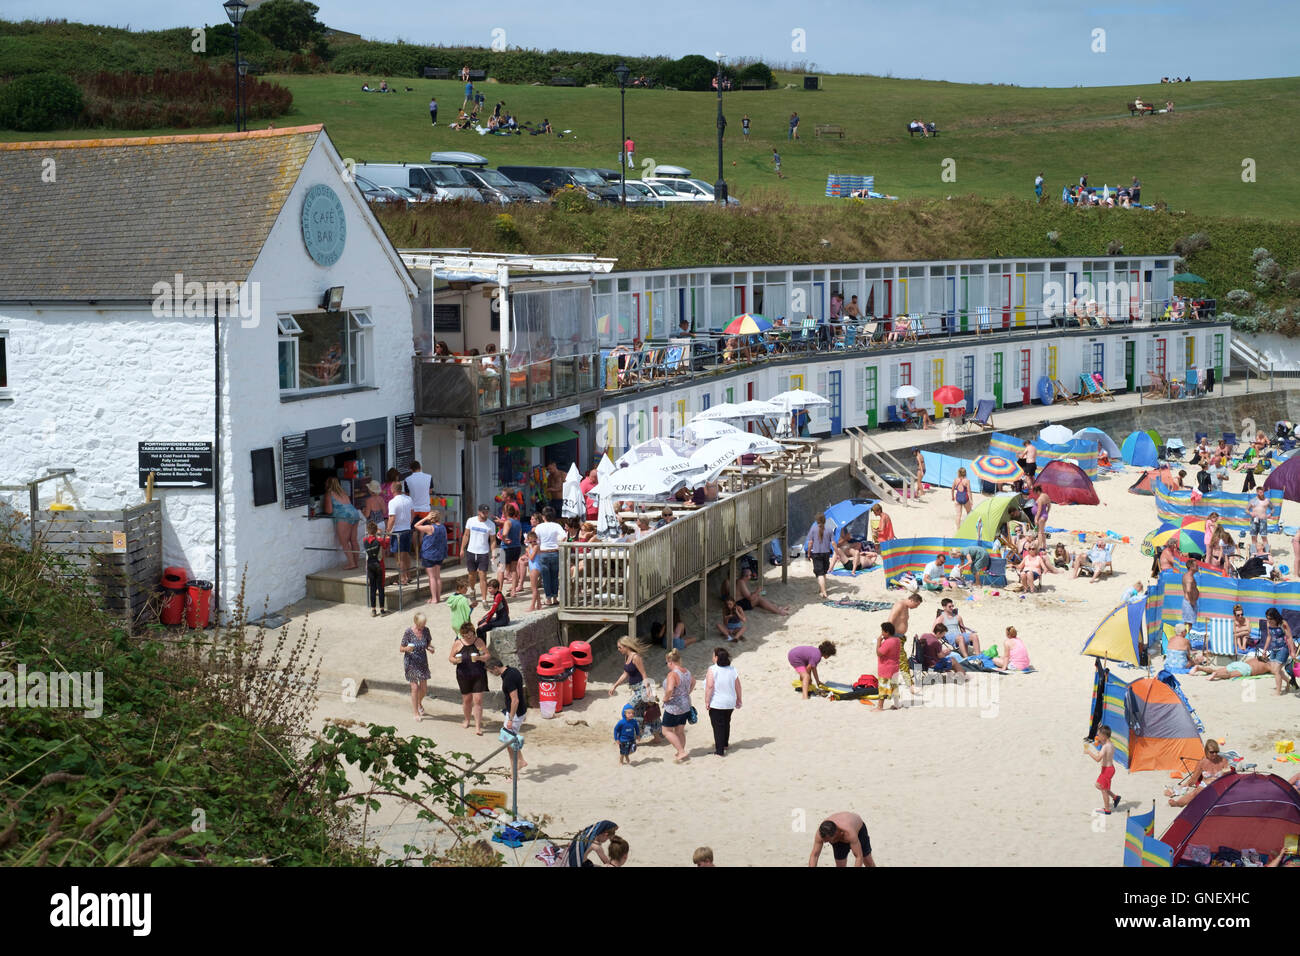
[1249,487,1270,556]
[461,504,497,602]
[486,656,528,778]
[808,811,875,867]
[404,460,433,553]
[954,545,990,587]
[385,481,415,586]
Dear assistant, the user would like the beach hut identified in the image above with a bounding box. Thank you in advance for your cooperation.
[1072,426,1120,460]
[1087,668,1204,772]
[956,492,1026,541]
[1159,773,1300,866]
[1128,466,1175,496]
[1080,601,1145,666]
[1036,460,1100,505]
[1263,451,1300,503]
[1121,431,1160,468]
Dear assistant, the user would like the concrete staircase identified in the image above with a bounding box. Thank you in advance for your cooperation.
[305,560,472,607]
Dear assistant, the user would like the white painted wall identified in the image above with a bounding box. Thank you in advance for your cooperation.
[224,136,418,614]
[1242,333,1300,371]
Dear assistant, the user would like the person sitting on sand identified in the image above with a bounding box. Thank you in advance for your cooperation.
[935,597,980,656]
[1164,623,1208,674]
[993,625,1031,671]
[788,641,836,700]
[921,553,948,591]
[1052,542,1074,570]
[1164,739,1233,806]
[716,597,747,642]
[809,811,876,867]
[726,566,792,615]
[1071,536,1112,579]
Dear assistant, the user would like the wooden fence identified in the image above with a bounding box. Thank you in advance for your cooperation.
[36,501,163,623]
[560,476,787,618]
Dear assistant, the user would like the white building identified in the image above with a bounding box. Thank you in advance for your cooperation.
[0,125,419,617]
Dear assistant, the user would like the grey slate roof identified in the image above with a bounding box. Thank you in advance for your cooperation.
[0,125,321,301]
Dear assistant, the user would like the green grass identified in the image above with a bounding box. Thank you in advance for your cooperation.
[5,70,1299,221]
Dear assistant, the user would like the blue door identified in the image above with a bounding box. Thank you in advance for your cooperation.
[814,281,826,320]
[962,355,975,412]
[946,275,957,334]
[828,370,843,435]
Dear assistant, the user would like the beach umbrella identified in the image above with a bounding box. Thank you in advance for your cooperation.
[1073,426,1120,459]
[561,463,583,518]
[731,399,784,419]
[1152,526,1205,555]
[686,434,779,483]
[722,313,772,335]
[893,385,921,401]
[596,485,620,536]
[593,461,688,501]
[969,454,1024,486]
[673,419,741,442]
[616,437,695,467]
[692,402,745,422]
[1040,424,1076,446]
[933,385,964,406]
[769,388,830,410]
[596,451,617,481]
[1171,273,1208,284]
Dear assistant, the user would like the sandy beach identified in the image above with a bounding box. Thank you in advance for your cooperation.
[311,460,1300,867]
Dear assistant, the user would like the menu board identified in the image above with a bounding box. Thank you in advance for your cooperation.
[281,433,309,509]
[394,414,415,473]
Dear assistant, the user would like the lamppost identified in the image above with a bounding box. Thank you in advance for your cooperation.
[714,52,728,205]
[613,62,630,208]
[238,59,249,130]
[223,0,248,132]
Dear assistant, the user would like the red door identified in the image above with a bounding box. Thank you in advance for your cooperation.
[1019,349,1031,403]
[1155,338,1167,377]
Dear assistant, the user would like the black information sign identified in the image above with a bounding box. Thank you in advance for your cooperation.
[138,441,213,488]
[394,413,415,473]
[281,433,310,509]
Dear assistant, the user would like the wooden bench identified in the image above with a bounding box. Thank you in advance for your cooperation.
[907,123,939,137]
[550,76,577,86]
[467,69,488,82]
[1127,101,1155,115]
[423,67,451,79]
[815,124,845,139]
[741,81,767,91]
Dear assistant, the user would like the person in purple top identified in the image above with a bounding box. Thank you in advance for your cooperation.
[788,641,837,699]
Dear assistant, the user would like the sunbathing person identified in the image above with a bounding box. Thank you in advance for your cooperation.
[1016,545,1054,592]
[1190,657,1271,681]
[834,528,867,573]
[724,567,791,616]
[1164,739,1233,806]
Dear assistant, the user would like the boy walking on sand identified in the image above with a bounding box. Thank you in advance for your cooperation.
[615,705,639,764]
[875,622,902,710]
[1085,725,1120,813]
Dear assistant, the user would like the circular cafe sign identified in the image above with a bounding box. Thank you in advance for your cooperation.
[300,184,347,267]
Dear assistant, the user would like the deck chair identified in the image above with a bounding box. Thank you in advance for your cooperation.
[975,306,992,336]
[1090,373,1115,401]
[1146,371,1169,398]
[1206,618,1238,664]
[835,325,857,350]
[903,315,921,345]
[881,404,909,431]
[663,345,685,376]
[1052,379,1078,404]
[860,320,880,348]
[967,399,995,431]
[1092,543,1115,579]
[1222,432,1237,452]
[617,351,643,387]
[795,317,818,351]
[1078,372,1102,401]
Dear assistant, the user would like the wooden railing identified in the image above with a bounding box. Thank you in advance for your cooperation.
[560,475,787,616]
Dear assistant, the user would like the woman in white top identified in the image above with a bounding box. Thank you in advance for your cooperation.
[704,646,742,757]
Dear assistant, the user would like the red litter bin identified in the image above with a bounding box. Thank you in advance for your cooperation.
[184,580,213,628]
[537,652,563,719]
[568,640,593,700]
[160,566,187,626]
[549,645,575,707]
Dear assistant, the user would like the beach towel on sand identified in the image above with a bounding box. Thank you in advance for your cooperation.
[822,598,893,612]
[831,566,880,576]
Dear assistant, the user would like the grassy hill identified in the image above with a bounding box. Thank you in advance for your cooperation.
[3,68,1298,222]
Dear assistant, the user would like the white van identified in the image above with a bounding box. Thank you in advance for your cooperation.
[352,163,484,202]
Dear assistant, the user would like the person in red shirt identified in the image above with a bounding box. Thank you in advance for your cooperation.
[362,521,390,616]
[875,622,902,711]
[580,467,599,520]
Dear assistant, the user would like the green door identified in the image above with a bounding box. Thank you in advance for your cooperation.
[959,276,969,332]
[1213,333,1224,381]
[993,352,1004,407]
[865,366,878,428]
[1124,341,1136,392]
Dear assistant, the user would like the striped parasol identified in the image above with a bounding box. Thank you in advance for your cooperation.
[1152,526,1206,555]
[722,313,772,335]
[969,454,1025,485]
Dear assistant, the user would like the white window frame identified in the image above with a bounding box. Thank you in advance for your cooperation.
[278,308,374,395]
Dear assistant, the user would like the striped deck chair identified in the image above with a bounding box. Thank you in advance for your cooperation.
[1090,373,1116,401]
[1206,617,1237,663]
[795,316,818,351]
[1079,372,1103,401]
[1053,379,1079,404]
[975,306,992,336]
[902,315,921,345]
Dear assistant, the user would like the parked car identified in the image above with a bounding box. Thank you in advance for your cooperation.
[647,166,741,205]
[608,180,666,207]
[430,151,535,204]
[497,166,621,203]
[511,180,551,203]
[354,175,425,206]
[353,162,484,202]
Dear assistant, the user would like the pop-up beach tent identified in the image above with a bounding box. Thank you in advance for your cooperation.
[1128,466,1175,496]
[1072,426,1121,460]
[1036,459,1100,505]
[1087,666,1203,772]
[1081,601,1145,666]
[824,498,877,541]
[956,492,1026,541]
[1159,773,1300,865]
[1121,431,1160,468]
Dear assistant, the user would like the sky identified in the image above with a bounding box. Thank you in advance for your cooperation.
[10,0,1297,87]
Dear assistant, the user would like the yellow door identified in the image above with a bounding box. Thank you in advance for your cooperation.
[932,357,945,416]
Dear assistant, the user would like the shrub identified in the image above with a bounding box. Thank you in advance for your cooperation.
[659,54,718,92]
[1171,231,1211,256]
[1287,271,1300,293]
[331,43,425,77]
[1106,239,1123,255]
[493,212,521,246]
[77,65,293,129]
[0,72,83,130]
[1224,288,1255,309]
[552,186,595,214]
[1251,247,1272,264]
[737,61,775,89]
[1254,257,1282,290]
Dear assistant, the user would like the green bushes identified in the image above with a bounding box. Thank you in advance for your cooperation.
[0,72,82,131]
[737,61,774,89]
[659,54,718,91]
[330,42,426,78]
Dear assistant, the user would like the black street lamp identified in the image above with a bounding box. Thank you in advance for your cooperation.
[613,62,630,208]
[223,0,248,132]
[714,52,728,205]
